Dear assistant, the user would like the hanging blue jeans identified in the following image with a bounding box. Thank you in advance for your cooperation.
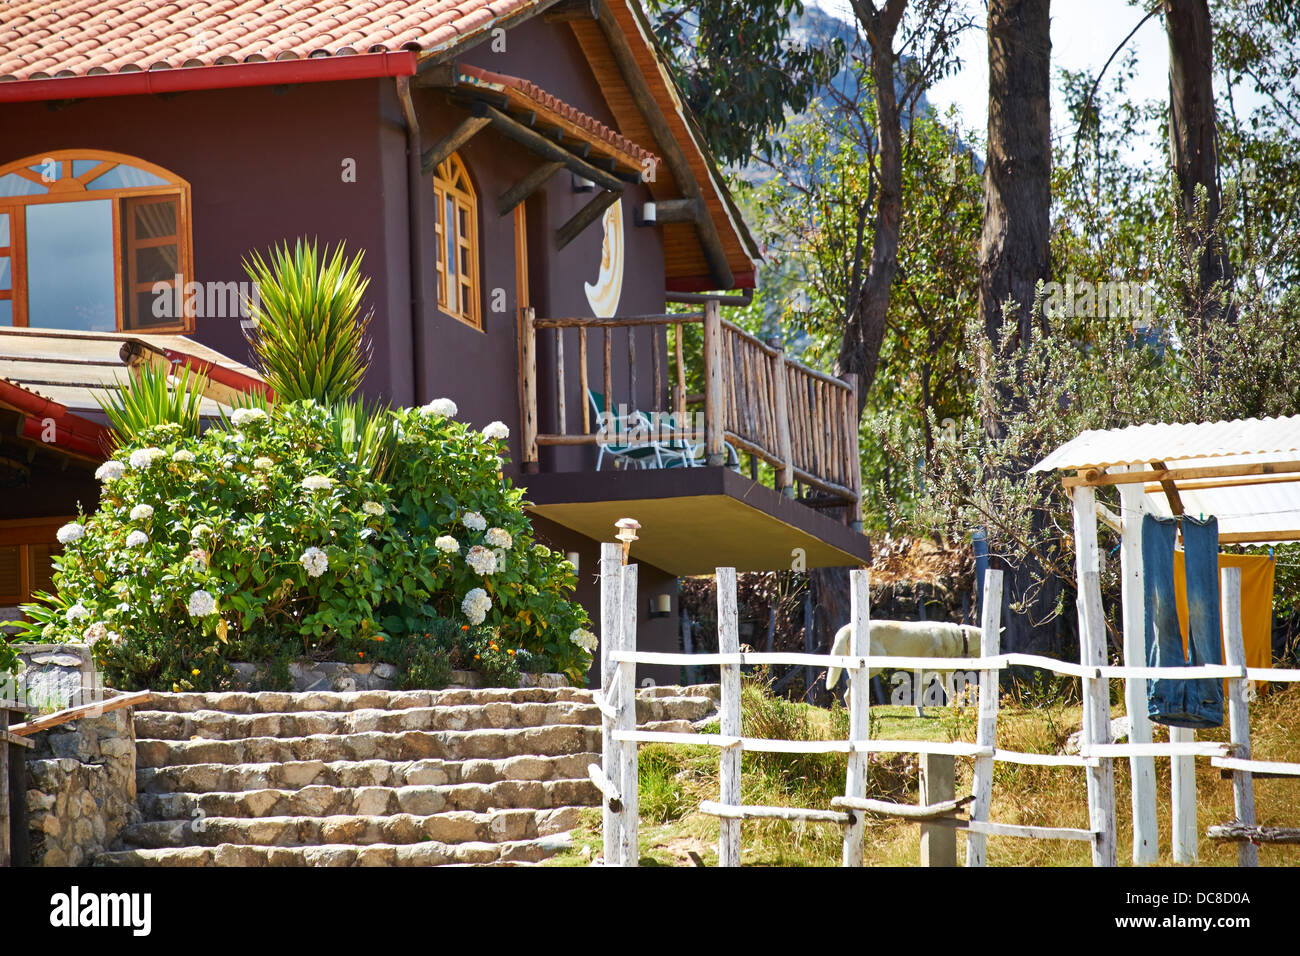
[1142,514,1224,729]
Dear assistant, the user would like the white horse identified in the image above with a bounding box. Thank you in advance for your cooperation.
[825,620,984,714]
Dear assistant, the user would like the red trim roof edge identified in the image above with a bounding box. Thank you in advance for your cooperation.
[0,52,418,104]
[0,378,111,460]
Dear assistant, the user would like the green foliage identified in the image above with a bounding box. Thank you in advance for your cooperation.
[97,362,208,447]
[243,239,374,405]
[646,0,843,167]
[16,401,593,690]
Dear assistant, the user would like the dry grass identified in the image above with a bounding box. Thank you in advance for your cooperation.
[547,678,1300,867]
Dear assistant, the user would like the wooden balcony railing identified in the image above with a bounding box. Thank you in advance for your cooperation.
[521,299,863,527]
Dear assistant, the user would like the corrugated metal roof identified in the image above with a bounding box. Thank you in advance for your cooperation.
[1031,415,1300,473]
[1034,415,1300,543]
[0,327,261,418]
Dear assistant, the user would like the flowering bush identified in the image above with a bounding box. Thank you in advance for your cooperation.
[17,399,594,689]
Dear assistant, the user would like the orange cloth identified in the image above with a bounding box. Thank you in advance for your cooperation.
[1172,552,1274,686]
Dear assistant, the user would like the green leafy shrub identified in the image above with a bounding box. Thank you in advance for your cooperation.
[17,399,594,690]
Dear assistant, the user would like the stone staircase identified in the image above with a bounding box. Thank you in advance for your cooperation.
[96,683,719,866]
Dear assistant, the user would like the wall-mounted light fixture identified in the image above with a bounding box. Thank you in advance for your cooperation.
[566,551,581,573]
[572,174,595,193]
[635,201,657,226]
[648,593,672,619]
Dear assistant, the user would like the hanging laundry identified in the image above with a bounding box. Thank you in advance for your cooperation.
[1142,514,1224,729]
[1173,551,1274,691]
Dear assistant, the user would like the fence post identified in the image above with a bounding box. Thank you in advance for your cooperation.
[521,306,539,472]
[0,707,9,868]
[965,567,1002,867]
[1117,470,1159,864]
[1221,566,1257,867]
[1072,483,1119,867]
[920,753,956,866]
[716,566,742,866]
[703,299,725,467]
[771,346,794,497]
[842,568,871,866]
[599,541,622,865]
[617,561,640,866]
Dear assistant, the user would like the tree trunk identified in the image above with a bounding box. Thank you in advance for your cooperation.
[1165,0,1233,325]
[839,0,908,417]
[979,0,1058,656]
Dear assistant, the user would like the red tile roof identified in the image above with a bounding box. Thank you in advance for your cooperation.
[456,63,658,171]
[0,0,539,81]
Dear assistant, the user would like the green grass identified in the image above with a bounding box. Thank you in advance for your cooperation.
[546,678,1300,867]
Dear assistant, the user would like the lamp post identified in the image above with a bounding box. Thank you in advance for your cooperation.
[615,517,640,566]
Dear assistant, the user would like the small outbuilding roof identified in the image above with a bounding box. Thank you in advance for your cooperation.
[1032,415,1300,545]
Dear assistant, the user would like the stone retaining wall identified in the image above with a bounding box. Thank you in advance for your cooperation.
[24,700,139,867]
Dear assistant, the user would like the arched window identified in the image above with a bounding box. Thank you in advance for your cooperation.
[432,153,481,330]
[0,150,193,333]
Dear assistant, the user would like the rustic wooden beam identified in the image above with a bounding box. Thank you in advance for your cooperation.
[1150,460,1185,516]
[593,0,734,289]
[1207,823,1300,844]
[474,102,630,192]
[412,61,459,89]
[555,189,621,251]
[546,0,599,21]
[497,160,565,216]
[9,690,151,737]
[652,198,703,223]
[421,115,491,174]
[1064,459,1300,488]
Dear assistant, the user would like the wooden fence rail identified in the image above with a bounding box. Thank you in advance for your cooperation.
[523,300,863,525]
[597,554,1300,867]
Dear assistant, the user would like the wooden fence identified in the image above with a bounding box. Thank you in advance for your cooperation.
[591,545,1300,866]
[521,300,862,524]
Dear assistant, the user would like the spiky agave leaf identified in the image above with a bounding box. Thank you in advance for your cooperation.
[242,238,374,405]
[327,396,395,480]
[96,362,208,447]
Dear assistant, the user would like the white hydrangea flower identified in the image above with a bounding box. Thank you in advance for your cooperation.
[83,621,108,645]
[95,460,126,483]
[362,500,384,517]
[300,546,329,578]
[485,527,513,549]
[301,475,334,491]
[41,623,57,638]
[253,456,274,471]
[187,548,209,574]
[56,522,85,545]
[461,587,492,625]
[128,447,166,469]
[231,407,268,429]
[420,397,458,418]
[116,602,131,614]
[65,604,89,623]
[125,530,149,549]
[187,589,218,617]
[190,524,212,541]
[465,545,498,575]
[130,504,155,522]
[462,511,486,532]
[570,628,598,653]
[107,631,122,647]
[172,449,196,463]
[434,535,460,555]
[482,421,509,441]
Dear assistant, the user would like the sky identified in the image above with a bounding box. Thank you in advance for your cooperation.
[813,0,1253,166]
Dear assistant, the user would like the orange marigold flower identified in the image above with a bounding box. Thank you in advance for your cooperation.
[507,649,516,656]
[474,654,480,660]
[358,651,365,659]
[461,625,469,631]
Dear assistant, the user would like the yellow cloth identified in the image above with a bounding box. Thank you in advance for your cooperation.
[1172,552,1274,684]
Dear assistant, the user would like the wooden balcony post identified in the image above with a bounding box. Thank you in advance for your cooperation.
[771,345,794,497]
[842,371,863,530]
[703,298,725,466]
[522,306,539,472]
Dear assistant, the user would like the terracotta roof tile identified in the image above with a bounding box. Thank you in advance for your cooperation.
[457,63,659,171]
[0,0,541,81]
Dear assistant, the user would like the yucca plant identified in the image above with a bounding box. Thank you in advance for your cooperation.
[97,362,208,447]
[242,238,373,405]
[326,395,396,480]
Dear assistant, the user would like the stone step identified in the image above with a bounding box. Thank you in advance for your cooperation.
[115,805,583,850]
[138,777,599,820]
[132,696,715,741]
[137,752,601,794]
[135,724,602,768]
[96,835,570,867]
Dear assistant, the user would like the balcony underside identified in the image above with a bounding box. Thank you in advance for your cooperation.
[522,466,871,576]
